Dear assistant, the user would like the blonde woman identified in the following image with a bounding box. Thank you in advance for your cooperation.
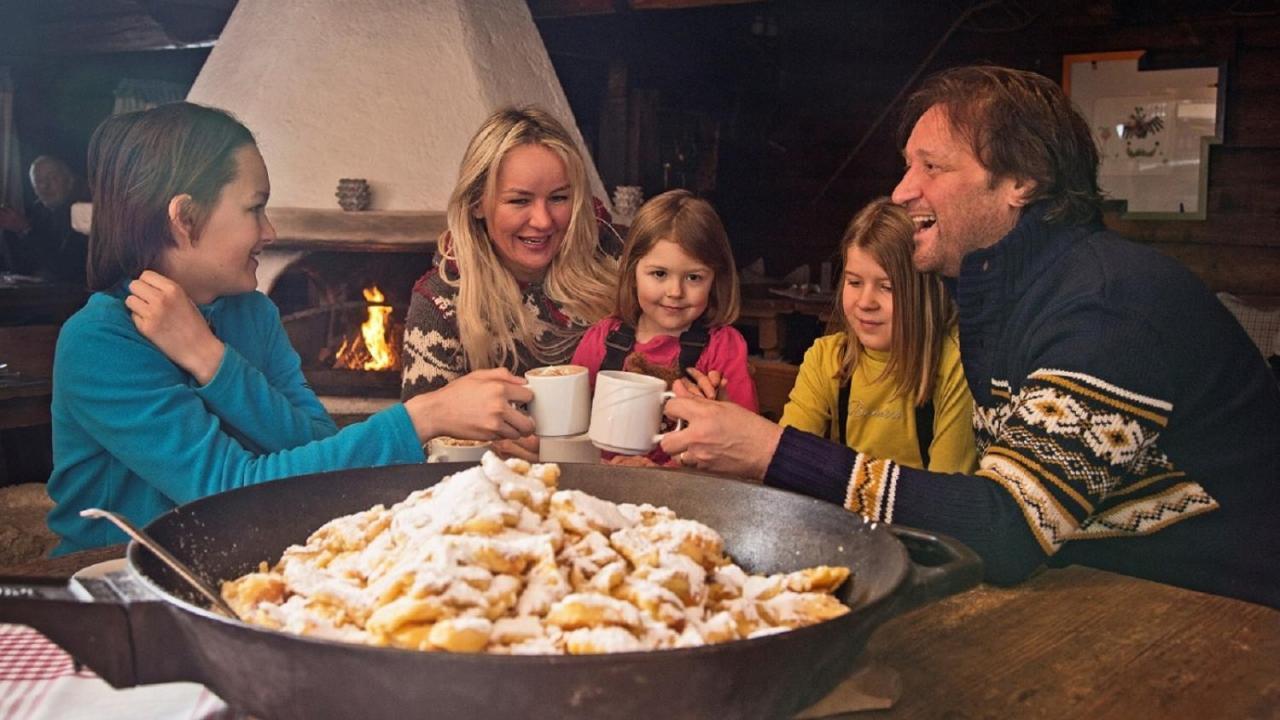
[401,106,618,400]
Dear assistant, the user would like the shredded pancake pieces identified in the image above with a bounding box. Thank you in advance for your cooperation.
[222,452,851,654]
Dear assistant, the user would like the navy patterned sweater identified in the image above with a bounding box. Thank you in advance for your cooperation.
[767,205,1280,608]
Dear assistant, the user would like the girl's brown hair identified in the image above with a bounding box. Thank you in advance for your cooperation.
[833,197,955,406]
[86,102,256,291]
[615,189,740,328]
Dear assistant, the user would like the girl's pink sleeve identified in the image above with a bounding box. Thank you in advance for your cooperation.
[571,318,614,388]
[699,326,758,412]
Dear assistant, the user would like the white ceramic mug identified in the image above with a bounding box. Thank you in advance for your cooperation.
[525,364,591,437]
[588,371,683,455]
[426,437,491,463]
[538,432,601,464]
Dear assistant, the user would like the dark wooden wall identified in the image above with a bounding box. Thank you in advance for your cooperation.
[1062,15,1280,297]
[3,1,1274,296]
[537,0,1280,297]
[1,50,210,209]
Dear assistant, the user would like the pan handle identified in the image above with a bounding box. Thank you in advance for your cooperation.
[0,573,178,688]
[874,525,984,620]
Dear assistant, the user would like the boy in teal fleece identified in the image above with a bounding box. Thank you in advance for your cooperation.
[47,102,535,553]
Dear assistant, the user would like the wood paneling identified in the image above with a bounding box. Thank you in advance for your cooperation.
[1139,242,1280,296]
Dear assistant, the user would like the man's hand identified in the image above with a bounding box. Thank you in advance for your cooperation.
[125,271,225,385]
[659,396,783,481]
[405,369,535,444]
[491,434,540,462]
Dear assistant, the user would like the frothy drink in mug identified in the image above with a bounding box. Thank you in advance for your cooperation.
[525,365,591,437]
[427,436,491,463]
[437,437,488,447]
[527,366,584,378]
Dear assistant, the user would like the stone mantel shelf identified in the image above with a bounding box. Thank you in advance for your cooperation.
[70,203,445,254]
[269,207,445,253]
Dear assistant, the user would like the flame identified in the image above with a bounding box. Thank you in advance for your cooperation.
[334,284,400,371]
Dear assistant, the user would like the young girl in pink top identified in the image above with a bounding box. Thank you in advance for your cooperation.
[572,190,756,464]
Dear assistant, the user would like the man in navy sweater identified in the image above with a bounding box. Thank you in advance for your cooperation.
[662,65,1280,608]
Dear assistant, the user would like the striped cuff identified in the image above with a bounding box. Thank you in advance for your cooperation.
[845,455,901,523]
[763,427,854,506]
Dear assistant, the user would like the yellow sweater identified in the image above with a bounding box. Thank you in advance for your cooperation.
[779,329,977,473]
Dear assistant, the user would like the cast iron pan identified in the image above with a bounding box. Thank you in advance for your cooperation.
[1,462,981,719]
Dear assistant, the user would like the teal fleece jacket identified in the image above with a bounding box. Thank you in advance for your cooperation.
[46,289,425,553]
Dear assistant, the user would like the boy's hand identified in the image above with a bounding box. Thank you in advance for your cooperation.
[405,369,535,444]
[126,270,225,385]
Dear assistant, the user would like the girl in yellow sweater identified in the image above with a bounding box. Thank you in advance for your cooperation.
[779,197,977,473]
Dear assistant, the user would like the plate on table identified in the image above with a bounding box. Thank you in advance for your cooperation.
[72,557,127,580]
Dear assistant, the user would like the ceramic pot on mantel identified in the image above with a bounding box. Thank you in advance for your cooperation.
[612,185,642,226]
[336,178,371,211]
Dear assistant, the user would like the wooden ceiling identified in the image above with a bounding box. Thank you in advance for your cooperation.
[0,0,764,57]
[0,0,237,55]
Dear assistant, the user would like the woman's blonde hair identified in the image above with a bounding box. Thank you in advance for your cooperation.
[615,189,740,327]
[440,106,617,370]
[832,197,955,406]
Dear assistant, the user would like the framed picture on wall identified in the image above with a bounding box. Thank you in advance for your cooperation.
[1064,51,1224,220]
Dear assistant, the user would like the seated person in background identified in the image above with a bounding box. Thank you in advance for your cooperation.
[399,106,619,398]
[47,102,534,554]
[0,155,90,285]
[660,65,1280,609]
[572,189,757,466]
[780,197,975,473]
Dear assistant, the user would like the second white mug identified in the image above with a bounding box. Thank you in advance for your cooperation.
[525,364,591,437]
[588,370,682,455]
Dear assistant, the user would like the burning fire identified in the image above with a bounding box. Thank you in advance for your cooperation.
[334,285,401,371]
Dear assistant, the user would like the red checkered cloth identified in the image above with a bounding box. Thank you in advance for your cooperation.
[0,622,95,681]
[0,623,242,720]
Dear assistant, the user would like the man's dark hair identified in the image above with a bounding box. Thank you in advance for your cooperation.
[898,65,1102,225]
[86,102,256,291]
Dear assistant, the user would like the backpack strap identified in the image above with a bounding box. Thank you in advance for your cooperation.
[601,323,636,372]
[676,318,710,375]
[914,399,934,468]
[603,319,709,374]
[837,379,936,469]
[837,381,851,444]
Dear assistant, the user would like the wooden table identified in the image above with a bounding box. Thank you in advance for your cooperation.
[7,549,1277,718]
[0,323,59,431]
[0,278,86,325]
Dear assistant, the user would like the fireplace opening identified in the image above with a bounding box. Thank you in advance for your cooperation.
[268,251,431,399]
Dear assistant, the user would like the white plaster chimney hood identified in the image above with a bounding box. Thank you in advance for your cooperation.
[74,0,608,293]
[69,0,607,254]
[189,0,607,220]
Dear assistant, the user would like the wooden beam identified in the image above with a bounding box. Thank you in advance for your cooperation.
[630,0,762,9]
[6,0,233,55]
[529,0,762,18]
